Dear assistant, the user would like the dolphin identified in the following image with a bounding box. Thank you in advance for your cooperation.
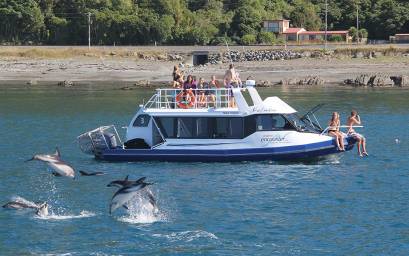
[26,148,75,179]
[107,176,148,188]
[3,201,39,210]
[79,170,105,176]
[109,180,154,214]
[35,202,49,217]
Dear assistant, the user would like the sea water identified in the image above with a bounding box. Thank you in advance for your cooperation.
[1,86,409,255]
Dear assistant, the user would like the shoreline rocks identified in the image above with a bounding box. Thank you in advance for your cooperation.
[208,50,303,64]
[280,76,325,86]
[344,74,408,87]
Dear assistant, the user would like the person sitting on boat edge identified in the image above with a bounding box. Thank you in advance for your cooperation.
[328,112,345,151]
[347,110,368,157]
[172,65,183,88]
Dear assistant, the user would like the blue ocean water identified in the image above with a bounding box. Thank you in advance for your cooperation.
[1,87,408,255]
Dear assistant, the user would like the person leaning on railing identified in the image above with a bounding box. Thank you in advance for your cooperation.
[183,75,196,103]
[208,75,220,107]
[197,77,208,107]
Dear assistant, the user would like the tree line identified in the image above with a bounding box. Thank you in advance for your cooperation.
[0,0,408,45]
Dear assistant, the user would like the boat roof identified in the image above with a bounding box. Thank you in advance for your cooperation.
[143,86,297,116]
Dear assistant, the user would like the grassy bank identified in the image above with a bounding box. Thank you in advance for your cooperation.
[0,47,167,60]
[0,45,409,60]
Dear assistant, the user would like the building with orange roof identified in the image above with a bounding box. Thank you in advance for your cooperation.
[263,19,350,43]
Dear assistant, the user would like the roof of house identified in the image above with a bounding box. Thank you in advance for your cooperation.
[282,28,305,34]
[299,30,349,35]
[264,19,290,22]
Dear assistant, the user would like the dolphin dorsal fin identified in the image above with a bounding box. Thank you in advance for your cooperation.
[135,177,147,184]
[55,147,61,157]
[124,175,129,181]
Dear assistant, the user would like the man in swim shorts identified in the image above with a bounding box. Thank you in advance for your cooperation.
[347,110,368,157]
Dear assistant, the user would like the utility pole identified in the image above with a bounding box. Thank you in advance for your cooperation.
[87,12,91,50]
[356,1,359,44]
[324,0,328,50]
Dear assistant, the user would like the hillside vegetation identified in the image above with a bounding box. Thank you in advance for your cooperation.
[1,0,409,45]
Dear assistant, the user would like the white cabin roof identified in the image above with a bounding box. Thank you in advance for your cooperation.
[255,96,297,114]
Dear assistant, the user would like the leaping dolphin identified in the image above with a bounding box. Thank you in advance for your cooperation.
[109,178,155,214]
[3,199,49,217]
[107,176,149,188]
[3,201,39,210]
[26,148,75,179]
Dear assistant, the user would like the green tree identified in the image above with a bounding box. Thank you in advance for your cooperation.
[241,34,257,45]
[258,31,276,44]
[290,0,322,30]
[230,0,266,37]
[0,0,44,43]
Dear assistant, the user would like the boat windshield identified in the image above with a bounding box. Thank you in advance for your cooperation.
[284,113,322,133]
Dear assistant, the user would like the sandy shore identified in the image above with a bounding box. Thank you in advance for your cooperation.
[1,46,409,89]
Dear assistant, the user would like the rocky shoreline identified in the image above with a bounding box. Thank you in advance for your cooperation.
[1,46,409,90]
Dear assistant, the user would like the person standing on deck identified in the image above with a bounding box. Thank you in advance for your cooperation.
[224,64,239,107]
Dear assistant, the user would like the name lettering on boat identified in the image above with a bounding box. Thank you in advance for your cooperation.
[260,133,290,143]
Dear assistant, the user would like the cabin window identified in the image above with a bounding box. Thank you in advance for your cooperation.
[154,117,243,139]
[177,118,195,138]
[210,118,243,139]
[196,118,209,138]
[133,114,151,127]
[244,114,295,134]
[156,117,176,138]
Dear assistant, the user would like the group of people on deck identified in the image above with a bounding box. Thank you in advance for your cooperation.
[328,110,368,157]
[172,64,242,108]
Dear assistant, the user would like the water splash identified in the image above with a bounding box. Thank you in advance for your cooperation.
[116,192,167,224]
[152,230,218,242]
[34,210,96,220]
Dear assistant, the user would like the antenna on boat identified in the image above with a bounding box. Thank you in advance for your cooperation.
[224,39,233,65]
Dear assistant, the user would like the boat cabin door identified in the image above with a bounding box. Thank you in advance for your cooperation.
[152,118,165,147]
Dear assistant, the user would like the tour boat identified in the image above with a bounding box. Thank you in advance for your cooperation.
[77,86,357,162]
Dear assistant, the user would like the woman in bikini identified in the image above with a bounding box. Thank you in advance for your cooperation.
[347,110,368,157]
[328,112,345,151]
[172,65,182,88]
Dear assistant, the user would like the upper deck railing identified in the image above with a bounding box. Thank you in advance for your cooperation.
[144,88,235,110]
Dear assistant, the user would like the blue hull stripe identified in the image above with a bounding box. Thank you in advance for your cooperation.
[97,138,356,162]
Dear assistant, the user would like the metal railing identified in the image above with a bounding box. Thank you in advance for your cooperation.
[144,88,235,109]
[77,125,123,155]
[321,125,364,135]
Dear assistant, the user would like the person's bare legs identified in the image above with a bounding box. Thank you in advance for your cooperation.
[330,132,342,150]
[362,137,368,156]
[210,94,216,107]
[338,132,345,151]
[357,138,363,157]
